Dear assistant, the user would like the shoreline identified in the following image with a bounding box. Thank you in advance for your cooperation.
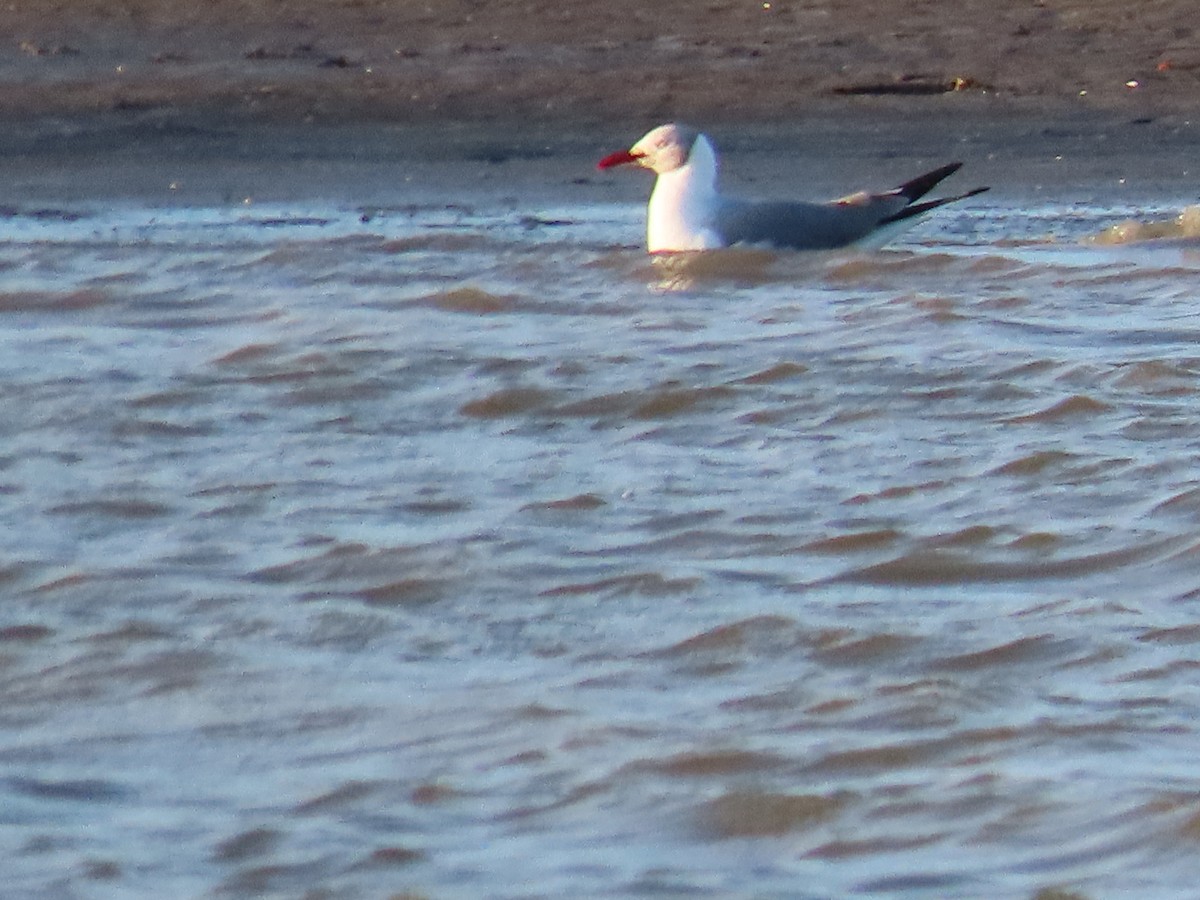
[1,0,1198,204]
[0,105,1196,207]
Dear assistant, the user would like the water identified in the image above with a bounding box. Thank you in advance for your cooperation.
[4,181,1200,899]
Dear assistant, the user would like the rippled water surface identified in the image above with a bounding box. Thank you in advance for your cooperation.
[6,184,1200,899]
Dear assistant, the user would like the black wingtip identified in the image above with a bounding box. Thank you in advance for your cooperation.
[895,162,964,203]
[880,185,989,225]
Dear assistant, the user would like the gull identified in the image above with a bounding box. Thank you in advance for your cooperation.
[597,123,988,253]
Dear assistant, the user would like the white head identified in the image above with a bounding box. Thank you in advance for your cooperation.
[597,123,702,175]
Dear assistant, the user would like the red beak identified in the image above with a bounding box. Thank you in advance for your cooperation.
[596,149,642,171]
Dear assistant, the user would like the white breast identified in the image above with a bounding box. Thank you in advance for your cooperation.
[645,136,725,252]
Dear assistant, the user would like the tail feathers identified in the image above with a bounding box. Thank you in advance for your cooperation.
[894,162,964,203]
[881,186,990,225]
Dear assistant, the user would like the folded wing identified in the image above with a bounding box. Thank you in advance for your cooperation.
[714,162,987,251]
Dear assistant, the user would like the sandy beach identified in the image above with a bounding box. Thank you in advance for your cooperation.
[3,0,1200,124]
[0,0,1197,212]
[0,0,1198,176]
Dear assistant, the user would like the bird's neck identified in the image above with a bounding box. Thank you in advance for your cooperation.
[646,135,723,252]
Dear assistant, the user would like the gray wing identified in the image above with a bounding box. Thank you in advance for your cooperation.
[712,162,981,251]
[714,195,907,250]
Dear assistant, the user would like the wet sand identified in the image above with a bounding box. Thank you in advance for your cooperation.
[1,0,1199,203]
[3,0,1200,124]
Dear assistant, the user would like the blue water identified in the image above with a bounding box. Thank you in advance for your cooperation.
[4,186,1200,898]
